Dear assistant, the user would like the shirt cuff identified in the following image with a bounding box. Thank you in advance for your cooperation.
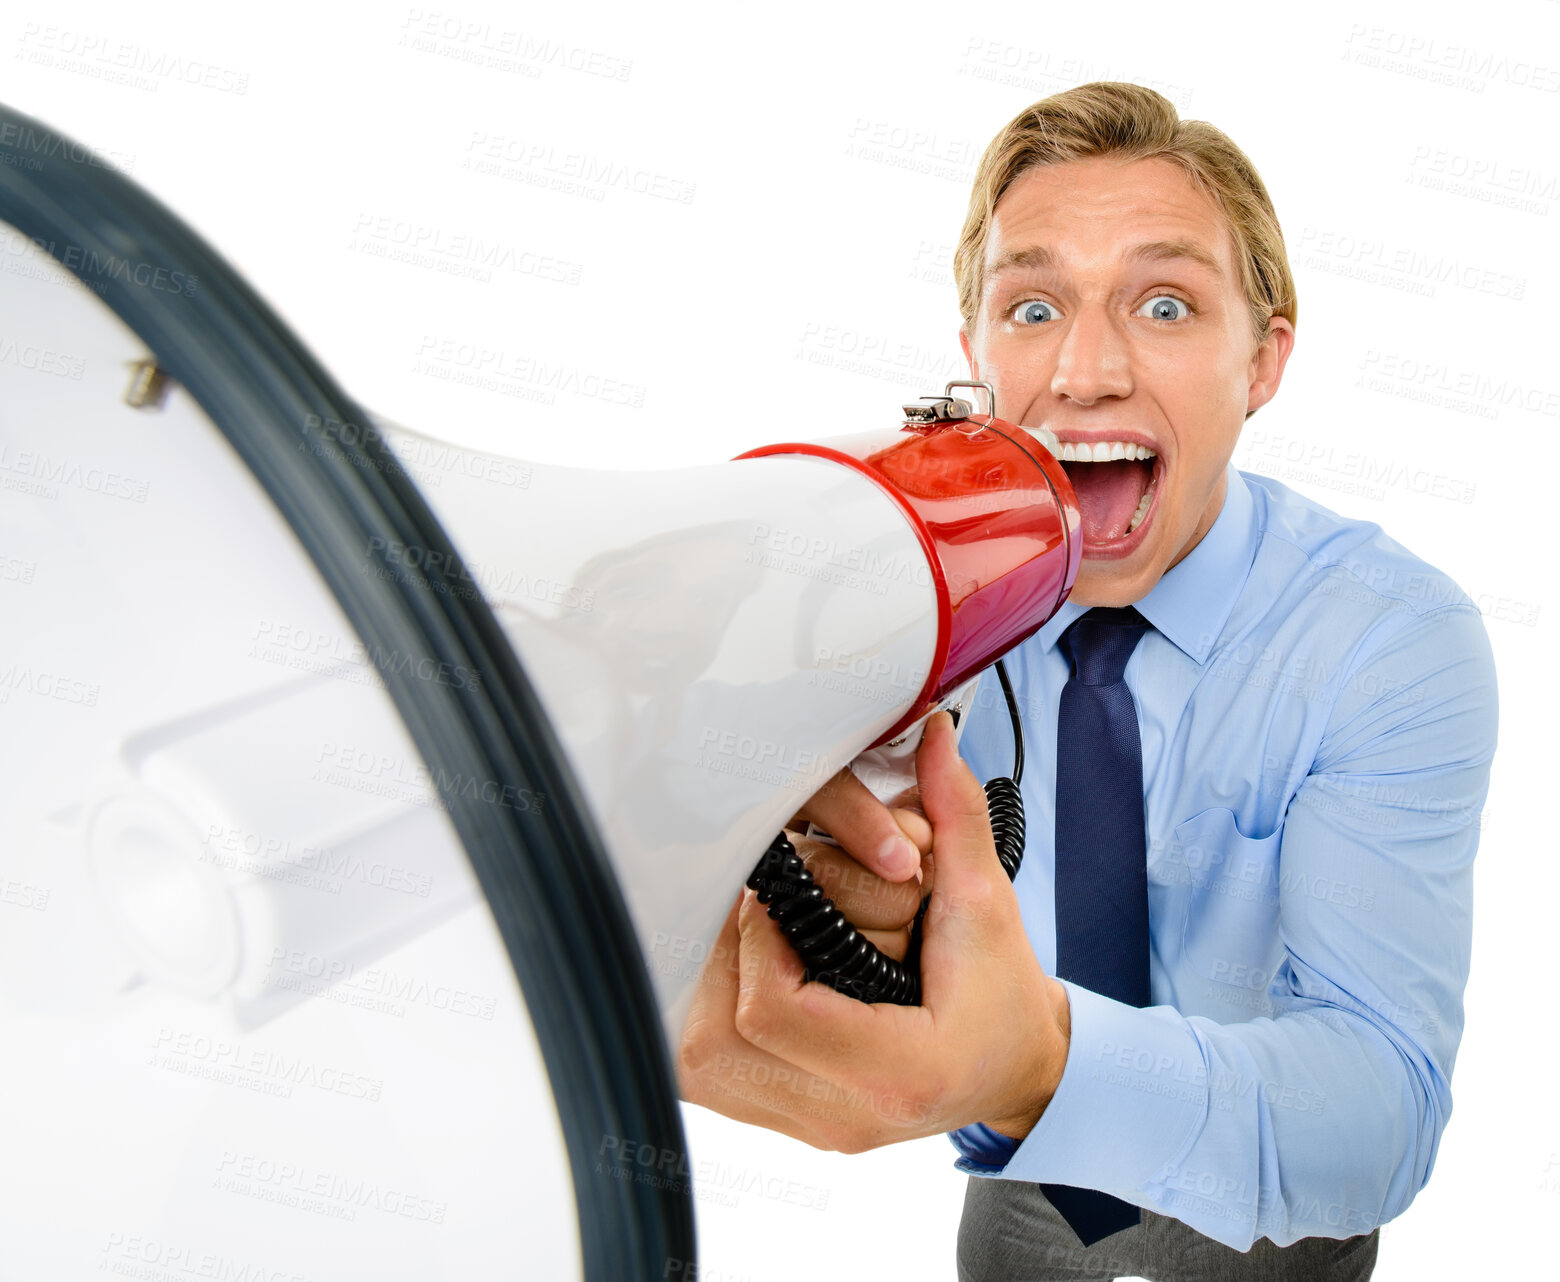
[947,1122,1021,1175]
[997,981,1209,1194]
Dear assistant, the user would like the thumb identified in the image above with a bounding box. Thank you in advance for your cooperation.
[914,713,1011,978]
[916,711,996,858]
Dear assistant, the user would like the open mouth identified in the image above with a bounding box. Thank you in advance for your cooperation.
[1051,440,1163,554]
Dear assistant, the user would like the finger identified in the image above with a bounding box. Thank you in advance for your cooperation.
[727,890,916,1136]
[675,893,758,1088]
[676,894,834,1146]
[735,886,930,1090]
[757,846,914,962]
[858,925,911,964]
[889,804,934,858]
[798,768,921,882]
[797,840,922,931]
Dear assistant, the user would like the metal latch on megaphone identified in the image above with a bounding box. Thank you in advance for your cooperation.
[901,379,998,426]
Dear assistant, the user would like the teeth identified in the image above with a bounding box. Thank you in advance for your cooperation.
[1022,425,1061,456]
[1054,440,1158,463]
[1127,485,1155,533]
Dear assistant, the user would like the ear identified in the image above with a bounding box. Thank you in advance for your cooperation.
[1246,316,1295,415]
[959,325,979,378]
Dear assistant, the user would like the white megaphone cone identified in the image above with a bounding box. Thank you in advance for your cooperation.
[25,309,1075,1048]
[363,385,1080,1042]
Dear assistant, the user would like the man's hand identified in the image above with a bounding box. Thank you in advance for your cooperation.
[677,712,1071,1153]
[785,761,934,965]
[675,748,933,1146]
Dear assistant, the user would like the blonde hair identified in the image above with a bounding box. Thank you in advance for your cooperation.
[955,82,1296,351]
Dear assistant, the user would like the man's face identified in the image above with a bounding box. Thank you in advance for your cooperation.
[961,156,1294,607]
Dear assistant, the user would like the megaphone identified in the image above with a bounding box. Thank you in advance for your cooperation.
[0,101,1078,1279]
[45,383,1078,1043]
[373,383,1080,1035]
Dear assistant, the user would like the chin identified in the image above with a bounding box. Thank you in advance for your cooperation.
[1070,574,1147,609]
[1070,547,1165,608]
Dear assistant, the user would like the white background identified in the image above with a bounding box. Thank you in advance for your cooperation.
[7,0,1557,1277]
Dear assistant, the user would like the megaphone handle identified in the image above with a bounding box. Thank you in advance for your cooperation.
[746,662,1027,1006]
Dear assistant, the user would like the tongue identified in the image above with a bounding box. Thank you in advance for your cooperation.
[1063,459,1153,542]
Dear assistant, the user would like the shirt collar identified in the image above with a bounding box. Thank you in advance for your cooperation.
[1034,464,1259,666]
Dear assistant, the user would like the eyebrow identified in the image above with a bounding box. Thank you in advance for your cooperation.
[983,239,1226,289]
[1126,239,1226,279]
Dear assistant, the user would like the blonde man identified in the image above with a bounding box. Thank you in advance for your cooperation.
[680,82,1496,1282]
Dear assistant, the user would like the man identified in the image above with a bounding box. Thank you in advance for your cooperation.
[677,82,1498,1281]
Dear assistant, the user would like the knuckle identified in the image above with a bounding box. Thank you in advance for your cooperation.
[839,1116,892,1154]
[833,1124,873,1156]
[677,1022,717,1078]
[804,1129,845,1154]
[732,991,772,1046]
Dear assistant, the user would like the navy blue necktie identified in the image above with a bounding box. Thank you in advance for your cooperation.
[1042,606,1153,1246]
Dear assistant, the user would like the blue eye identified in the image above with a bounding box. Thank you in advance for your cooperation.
[1139,295,1190,321]
[1012,299,1056,325]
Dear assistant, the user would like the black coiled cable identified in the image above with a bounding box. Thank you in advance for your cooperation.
[746,661,1026,1006]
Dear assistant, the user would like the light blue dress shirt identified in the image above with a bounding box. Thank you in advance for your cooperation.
[949,465,1499,1251]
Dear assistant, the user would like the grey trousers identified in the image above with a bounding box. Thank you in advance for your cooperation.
[958,1178,1379,1282]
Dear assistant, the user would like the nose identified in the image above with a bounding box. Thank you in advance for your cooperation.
[1049,303,1132,406]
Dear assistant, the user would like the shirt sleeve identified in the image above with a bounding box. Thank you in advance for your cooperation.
[964,602,1498,1251]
